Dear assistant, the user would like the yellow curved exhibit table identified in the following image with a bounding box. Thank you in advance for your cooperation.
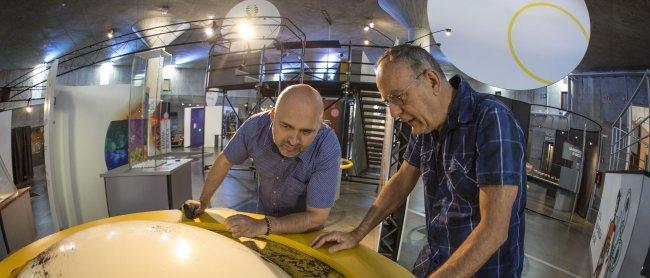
[0,208,413,277]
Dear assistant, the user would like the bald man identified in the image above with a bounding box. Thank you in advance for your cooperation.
[183,84,342,238]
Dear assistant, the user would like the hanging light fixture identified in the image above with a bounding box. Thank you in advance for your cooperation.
[25,100,32,112]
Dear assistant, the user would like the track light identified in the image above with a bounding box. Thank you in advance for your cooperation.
[205,21,215,36]
[363,25,370,32]
[445,28,452,36]
[363,39,370,45]
[107,29,114,39]
[161,6,169,15]
[368,21,375,28]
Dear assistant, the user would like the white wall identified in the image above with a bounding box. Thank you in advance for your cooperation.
[204,106,222,148]
[0,111,12,182]
[53,84,131,225]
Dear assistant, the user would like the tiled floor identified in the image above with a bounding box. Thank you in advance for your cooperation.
[29,148,594,277]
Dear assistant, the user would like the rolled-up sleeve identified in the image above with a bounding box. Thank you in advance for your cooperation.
[403,134,422,168]
[475,107,526,186]
[223,116,257,165]
[306,131,342,208]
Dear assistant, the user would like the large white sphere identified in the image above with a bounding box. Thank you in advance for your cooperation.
[18,220,289,277]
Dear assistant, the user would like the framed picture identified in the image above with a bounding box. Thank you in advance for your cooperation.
[163,79,171,91]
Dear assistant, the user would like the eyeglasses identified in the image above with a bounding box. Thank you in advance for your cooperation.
[381,70,426,106]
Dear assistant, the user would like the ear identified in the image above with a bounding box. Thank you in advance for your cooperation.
[425,69,442,95]
[269,107,276,121]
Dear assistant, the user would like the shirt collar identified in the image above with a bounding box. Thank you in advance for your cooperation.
[447,75,476,130]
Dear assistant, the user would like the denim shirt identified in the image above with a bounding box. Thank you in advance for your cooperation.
[223,112,341,217]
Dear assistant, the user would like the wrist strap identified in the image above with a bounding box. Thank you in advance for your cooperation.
[264,217,271,235]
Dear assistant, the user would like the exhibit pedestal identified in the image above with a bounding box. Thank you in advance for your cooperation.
[101,159,192,216]
[554,191,573,211]
[0,188,36,260]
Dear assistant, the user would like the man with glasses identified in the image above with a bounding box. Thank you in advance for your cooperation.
[312,44,526,278]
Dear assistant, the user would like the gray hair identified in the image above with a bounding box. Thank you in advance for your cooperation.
[376,44,445,77]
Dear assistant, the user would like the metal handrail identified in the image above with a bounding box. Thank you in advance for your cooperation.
[0,16,307,110]
[608,70,650,171]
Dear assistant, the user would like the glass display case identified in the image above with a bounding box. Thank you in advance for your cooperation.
[128,49,173,168]
[0,155,17,203]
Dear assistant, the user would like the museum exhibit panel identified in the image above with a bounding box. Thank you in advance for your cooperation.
[0,0,648,277]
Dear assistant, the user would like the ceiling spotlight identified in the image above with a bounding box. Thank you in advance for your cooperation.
[237,20,254,40]
[363,25,370,32]
[363,39,370,45]
[368,21,375,29]
[107,29,114,39]
[161,6,169,15]
[205,22,215,36]
[445,28,452,36]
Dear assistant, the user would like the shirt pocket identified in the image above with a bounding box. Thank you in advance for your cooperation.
[443,153,478,202]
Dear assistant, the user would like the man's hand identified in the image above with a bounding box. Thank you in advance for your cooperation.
[310,230,362,253]
[224,214,267,238]
[181,200,207,219]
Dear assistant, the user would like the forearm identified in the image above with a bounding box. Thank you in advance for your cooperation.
[199,153,232,204]
[268,211,325,234]
[429,223,507,278]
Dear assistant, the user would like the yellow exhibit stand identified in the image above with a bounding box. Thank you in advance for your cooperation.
[0,208,413,277]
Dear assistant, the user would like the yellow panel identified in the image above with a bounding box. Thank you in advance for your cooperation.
[0,209,413,278]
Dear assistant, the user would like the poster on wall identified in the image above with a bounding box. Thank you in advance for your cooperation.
[590,173,643,278]
[160,112,171,153]
[104,120,129,170]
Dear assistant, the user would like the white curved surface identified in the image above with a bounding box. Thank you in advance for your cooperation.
[428,0,590,90]
[221,0,282,52]
[18,220,289,278]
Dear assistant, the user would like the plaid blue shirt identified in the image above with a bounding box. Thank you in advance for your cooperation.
[405,76,526,277]
[223,112,341,217]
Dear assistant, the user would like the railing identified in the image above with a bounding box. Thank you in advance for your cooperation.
[609,70,650,171]
[0,16,307,111]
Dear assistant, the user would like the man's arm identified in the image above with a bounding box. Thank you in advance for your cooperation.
[182,152,232,217]
[225,206,330,238]
[310,161,421,252]
[429,185,518,278]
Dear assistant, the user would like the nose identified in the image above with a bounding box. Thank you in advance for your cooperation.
[288,131,300,145]
[388,103,402,118]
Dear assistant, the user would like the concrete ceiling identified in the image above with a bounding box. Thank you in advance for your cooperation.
[0,0,647,73]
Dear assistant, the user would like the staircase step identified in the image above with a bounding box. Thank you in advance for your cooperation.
[362,108,386,113]
[361,100,385,107]
[361,91,381,98]
[364,127,385,133]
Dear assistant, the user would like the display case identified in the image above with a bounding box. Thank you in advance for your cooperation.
[128,49,173,169]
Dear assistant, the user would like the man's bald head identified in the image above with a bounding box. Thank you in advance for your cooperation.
[275,84,324,120]
[269,84,325,157]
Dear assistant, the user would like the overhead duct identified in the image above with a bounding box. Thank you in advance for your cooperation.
[132,17,190,48]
